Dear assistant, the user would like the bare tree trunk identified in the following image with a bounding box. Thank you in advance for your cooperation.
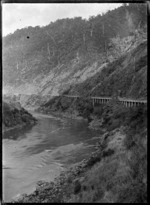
[16,62,19,70]
[47,43,51,60]
[102,23,105,35]
[90,26,93,37]
[45,31,56,45]
[76,52,79,61]
[83,33,86,44]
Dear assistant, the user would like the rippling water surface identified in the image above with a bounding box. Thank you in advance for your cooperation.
[3,112,100,202]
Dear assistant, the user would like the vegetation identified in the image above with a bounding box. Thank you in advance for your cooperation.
[3,2,147,203]
[15,103,147,203]
[64,104,147,203]
[2,101,37,131]
[66,40,147,99]
[36,86,147,203]
[3,3,147,89]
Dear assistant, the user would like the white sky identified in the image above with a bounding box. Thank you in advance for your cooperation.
[2,3,122,37]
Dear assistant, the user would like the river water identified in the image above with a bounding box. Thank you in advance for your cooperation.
[3,112,100,202]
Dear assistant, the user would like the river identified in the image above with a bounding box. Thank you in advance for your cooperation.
[3,112,100,202]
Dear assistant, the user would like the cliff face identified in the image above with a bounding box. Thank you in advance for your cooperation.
[3,4,147,107]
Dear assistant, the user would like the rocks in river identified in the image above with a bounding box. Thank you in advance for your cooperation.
[36,180,51,188]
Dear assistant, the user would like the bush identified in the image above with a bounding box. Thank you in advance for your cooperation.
[75,98,93,119]
[74,181,81,194]
[102,149,115,158]
[87,153,102,167]
[117,180,147,203]
[93,105,104,116]
[123,133,135,149]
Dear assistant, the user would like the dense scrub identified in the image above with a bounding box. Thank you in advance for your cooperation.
[93,100,147,130]
[2,101,37,131]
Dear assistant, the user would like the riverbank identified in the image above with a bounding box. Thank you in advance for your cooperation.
[14,103,147,203]
[3,120,37,134]
[3,101,37,134]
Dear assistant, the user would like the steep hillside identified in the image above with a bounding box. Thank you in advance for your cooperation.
[66,40,147,99]
[35,36,147,120]
[3,3,147,102]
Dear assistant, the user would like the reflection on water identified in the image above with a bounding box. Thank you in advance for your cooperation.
[3,112,100,202]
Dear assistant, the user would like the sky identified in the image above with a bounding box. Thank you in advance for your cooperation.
[2,3,122,37]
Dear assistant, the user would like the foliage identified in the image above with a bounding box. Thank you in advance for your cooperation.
[2,101,36,129]
[75,98,93,119]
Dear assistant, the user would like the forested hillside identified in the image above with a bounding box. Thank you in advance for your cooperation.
[3,3,147,102]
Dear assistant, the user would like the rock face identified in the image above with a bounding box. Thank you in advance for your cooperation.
[2,101,37,132]
[3,4,147,108]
